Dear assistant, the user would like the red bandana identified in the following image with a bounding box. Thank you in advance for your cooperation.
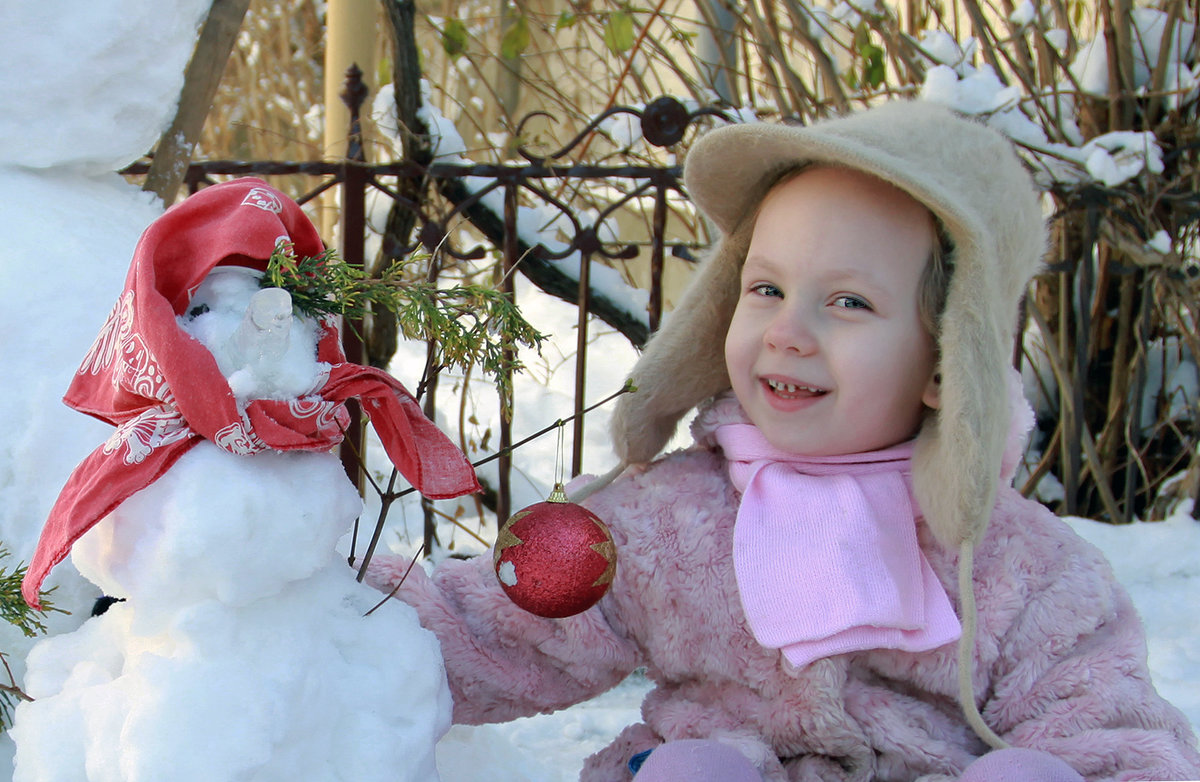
[23,178,480,607]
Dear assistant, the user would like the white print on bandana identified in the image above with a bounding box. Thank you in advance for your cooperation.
[103,408,192,465]
[76,289,174,405]
[214,417,267,456]
[288,397,345,432]
[79,291,134,377]
[241,187,283,214]
[118,331,173,404]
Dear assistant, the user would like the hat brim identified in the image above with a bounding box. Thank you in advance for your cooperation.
[684,104,983,248]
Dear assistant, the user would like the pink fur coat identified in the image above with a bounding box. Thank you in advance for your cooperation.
[368,404,1200,781]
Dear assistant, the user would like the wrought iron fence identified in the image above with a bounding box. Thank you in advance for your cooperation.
[121,65,1200,545]
[123,66,729,545]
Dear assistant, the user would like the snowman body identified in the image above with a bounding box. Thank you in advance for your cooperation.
[11,272,452,782]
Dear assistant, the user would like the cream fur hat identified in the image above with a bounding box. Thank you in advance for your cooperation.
[610,99,1046,554]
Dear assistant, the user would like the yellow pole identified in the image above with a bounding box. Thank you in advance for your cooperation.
[322,0,378,239]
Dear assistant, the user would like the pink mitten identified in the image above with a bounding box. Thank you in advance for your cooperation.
[633,740,763,781]
[960,748,1084,782]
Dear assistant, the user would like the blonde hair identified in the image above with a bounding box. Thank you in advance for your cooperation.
[919,230,954,337]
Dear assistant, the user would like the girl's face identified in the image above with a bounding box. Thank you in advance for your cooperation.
[724,166,940,456]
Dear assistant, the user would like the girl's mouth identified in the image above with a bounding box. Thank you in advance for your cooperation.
[764,378,827,399]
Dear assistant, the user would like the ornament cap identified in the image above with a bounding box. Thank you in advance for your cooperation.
[547,483,569,503]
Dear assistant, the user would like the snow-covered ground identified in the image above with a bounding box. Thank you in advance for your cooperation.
[0,3,1196,781]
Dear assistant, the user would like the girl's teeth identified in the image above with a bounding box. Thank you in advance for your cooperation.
[767,379,821,394]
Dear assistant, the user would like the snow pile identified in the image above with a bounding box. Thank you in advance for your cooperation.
[1068,9,1196,106]
[0,0,210,568]
[0,173,161,568]
[1067,512,1200,729]
[1080,131,1165,187]
[0,1,214,729]
[0,2,210,173]
[917,6,1197,189]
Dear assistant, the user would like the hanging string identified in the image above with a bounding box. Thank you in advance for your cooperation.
[554,419,567,488]
[547,419,570,502]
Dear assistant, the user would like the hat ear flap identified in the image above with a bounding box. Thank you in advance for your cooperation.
[611,224,752,464]
[911,234,1013,549]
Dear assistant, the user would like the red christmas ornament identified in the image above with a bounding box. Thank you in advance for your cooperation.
[493,483,617,618]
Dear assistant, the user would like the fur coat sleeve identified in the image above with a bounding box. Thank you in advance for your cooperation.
[365,549,641,725]
[944,488,1200,782]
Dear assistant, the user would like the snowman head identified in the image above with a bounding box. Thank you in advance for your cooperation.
[179,267,327,402]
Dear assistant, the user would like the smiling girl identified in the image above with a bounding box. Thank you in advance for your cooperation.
[368,102,1200,782]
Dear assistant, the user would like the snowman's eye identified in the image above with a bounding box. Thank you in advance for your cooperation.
[187,303,211,320]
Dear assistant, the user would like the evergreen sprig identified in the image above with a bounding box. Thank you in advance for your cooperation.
[262,242,382,321]
[262,243,546,401]
[0,548,55,639]
[1,546,59,731]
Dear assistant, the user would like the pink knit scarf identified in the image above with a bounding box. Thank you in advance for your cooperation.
[714,422,961,668]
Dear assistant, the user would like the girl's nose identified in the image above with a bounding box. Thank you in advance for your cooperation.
[764,309,818,355]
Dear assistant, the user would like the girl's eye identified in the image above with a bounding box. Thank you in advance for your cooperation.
[833,295,871,310]
[750,283,783,298]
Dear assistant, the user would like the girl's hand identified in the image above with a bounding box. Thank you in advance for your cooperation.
[959,748,1083,782]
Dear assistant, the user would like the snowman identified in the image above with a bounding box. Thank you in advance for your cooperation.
[10,179,480,782]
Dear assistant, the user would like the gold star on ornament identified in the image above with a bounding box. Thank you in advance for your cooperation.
[492,511,528,568]
[590,538,616,587]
